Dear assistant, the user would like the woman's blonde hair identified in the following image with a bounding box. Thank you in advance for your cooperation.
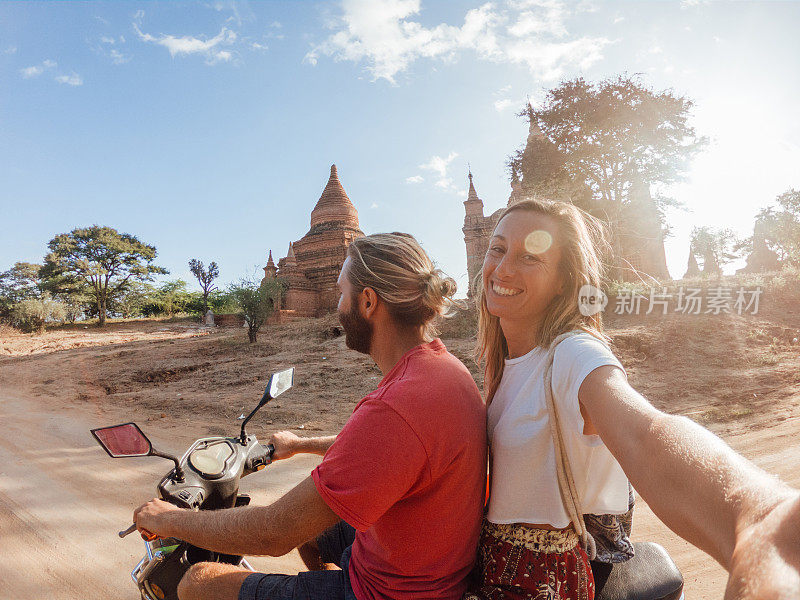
[476,199,611,403]
[346,232,457,339]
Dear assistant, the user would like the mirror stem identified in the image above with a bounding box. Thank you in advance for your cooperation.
[240,391,270,445]
[151,448,185,482]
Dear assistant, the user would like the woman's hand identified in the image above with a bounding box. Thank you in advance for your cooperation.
[267,430,303,460]
[725,492,800,599]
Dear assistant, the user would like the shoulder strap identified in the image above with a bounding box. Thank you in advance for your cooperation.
[543,330,597,560]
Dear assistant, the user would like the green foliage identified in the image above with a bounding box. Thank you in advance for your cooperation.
[520,75,706,196]
[109,281,155,319]
[207,289,239,314]
[188,259,219,314]
[12,293,66,333]
[229,277,283,343]
[41,225,168,327]
[157,280,190,317]
[0,262,43,321]
[60,294,86,324]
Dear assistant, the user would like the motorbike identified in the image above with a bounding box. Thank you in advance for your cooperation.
[92,365,684,600]
[91,367,295,600]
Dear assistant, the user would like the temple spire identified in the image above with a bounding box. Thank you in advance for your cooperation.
[464,170,484,218]
[467,168,479,202]
[264,249,277,278]
[309,164,360,230]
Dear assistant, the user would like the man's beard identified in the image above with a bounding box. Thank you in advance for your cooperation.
[338,302,373,355]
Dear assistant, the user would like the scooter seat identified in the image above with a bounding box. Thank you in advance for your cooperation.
[593,542,684,600]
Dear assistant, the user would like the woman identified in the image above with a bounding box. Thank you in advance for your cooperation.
[468,198,630,600]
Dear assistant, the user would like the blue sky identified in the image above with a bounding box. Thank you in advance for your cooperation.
[2,1,799,295]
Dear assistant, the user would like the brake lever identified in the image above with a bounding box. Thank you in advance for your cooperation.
[119,523,158,541]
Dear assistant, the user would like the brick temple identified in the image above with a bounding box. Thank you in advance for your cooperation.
[263,164,364,318]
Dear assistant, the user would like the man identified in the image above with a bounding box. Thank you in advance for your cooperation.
[134,232,488,600]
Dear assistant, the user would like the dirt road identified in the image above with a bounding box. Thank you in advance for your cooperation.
[2,314,799,598]
[3,389,799,600]
[0,392,314,600]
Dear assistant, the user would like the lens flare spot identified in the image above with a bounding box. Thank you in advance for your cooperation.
[525,230,553,254]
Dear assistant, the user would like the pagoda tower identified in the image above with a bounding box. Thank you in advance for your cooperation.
[271,164,364,317]
[462,171,499,298]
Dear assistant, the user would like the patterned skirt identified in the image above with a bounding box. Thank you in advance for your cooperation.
[464,521,594,600]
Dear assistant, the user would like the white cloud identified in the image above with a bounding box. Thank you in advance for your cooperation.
[134,11,238,64]
[4,46,17,55]
[55,72,83,86]
[419,152,460,193]
[405,175,424,183]
[420,152,457,179]
[305,0,610,84]
[251,42,269,51]
[508,2,568,38]
[370,202,379,209]
[20,59,56,78]
[494,98,516,112]
[20,65,43,78]
[613,15,625,24]
[108,49,131,64]
[95,35,130,64]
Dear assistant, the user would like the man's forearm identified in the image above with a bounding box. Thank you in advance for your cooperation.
[296,435,337,456]
[147,476,340,558]
[160,503,288,557]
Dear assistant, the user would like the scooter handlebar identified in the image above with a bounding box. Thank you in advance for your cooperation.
[245,443,273,472]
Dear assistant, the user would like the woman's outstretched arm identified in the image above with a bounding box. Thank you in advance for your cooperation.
[579,365,800,600]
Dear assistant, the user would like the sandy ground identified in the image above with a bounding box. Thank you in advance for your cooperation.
[0,306,799,599]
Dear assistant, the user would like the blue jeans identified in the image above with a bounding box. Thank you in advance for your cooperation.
[238,522,358,600]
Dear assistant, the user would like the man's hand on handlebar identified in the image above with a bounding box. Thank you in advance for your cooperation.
[267,431,303,460]
[133,497,184,540]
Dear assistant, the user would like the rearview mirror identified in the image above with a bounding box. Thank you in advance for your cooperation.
[91,422,152,458]
[267,368,294,399]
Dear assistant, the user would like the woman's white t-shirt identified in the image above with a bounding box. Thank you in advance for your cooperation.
[487,331,630,528]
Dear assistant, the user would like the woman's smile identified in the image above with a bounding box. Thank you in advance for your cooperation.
[490,281,523,297]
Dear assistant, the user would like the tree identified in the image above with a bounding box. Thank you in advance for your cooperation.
[512,75,706,278]
[0,262,42,321]
[112,281,156,319]
[229,277,283,343]
[41,226,167,327]
[690,226,739,277]
[155,280,191,317]
[747,189,800,266]
[189,259,219,315]
[12,293,67,334]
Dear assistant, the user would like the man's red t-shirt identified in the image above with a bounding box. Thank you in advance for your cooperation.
[311,339,487,600]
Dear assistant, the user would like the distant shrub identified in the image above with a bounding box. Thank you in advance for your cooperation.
[12,294,67,333]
